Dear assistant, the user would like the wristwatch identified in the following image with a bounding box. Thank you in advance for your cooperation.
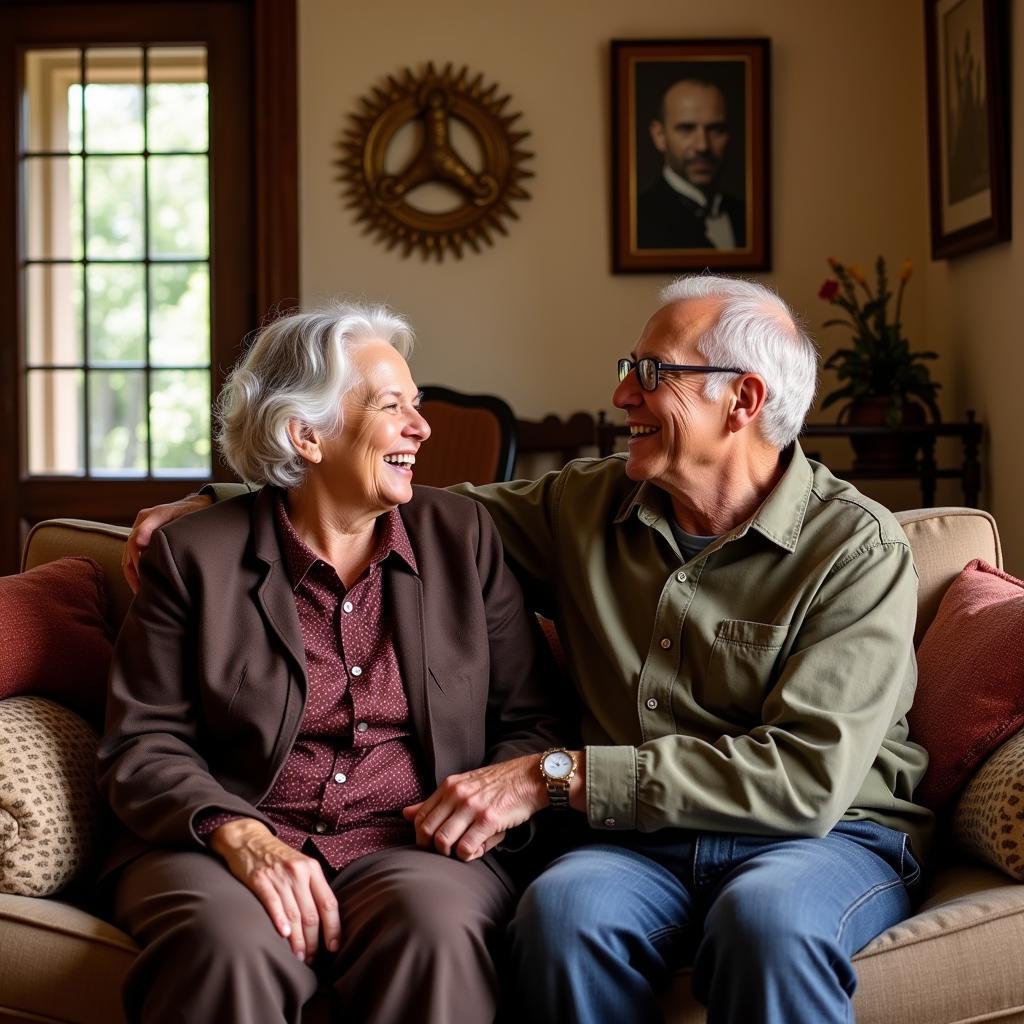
[539,748,578,809]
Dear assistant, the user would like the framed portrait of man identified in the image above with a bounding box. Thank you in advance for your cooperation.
[611,38,770,273]
[925,0,1010,259]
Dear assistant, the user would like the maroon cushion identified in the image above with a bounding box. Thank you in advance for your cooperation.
[909,559,1024,810]
[0,557,113,723]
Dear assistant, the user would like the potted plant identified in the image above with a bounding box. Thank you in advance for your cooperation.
[818,256,941,469]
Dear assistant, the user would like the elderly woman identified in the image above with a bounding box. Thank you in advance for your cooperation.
[96,303,564,1024]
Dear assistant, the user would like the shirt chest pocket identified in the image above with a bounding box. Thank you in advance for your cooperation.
[699,619,790,724]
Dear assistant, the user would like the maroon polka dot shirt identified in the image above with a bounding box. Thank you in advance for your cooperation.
[198,494,428,870]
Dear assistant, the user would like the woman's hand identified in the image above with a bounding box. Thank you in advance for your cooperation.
[402,754,550,861]
[122,493,213,592]
[209,818,339,963]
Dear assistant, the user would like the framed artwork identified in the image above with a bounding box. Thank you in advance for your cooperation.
[925,0,1010,259]
[610,38,770,274]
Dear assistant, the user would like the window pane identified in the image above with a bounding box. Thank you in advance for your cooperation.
[86,155,144,258]
[84,48,143,153]
[150,263,210,366]
[25,263,84,365]
[86,263,145,364]
[151,369,211,475]
[23,49,82,153]
[148,82,209,153]
[88,370,147,474]
[27,370,84,475]
[148,45,208,153]
[24,156,83,259]
[148,156,209,258]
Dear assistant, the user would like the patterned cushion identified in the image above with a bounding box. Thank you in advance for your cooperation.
[0,697,101,896]
[953,729,1024,880]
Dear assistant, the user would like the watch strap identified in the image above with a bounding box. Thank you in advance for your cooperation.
[546,782,570,809]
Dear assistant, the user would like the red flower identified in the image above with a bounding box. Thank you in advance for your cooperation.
[818,279,839,301]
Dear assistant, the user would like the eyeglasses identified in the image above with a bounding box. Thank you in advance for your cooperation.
[617,357,746,392]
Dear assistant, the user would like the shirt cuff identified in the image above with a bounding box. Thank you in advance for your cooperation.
[585,745,638,830]
[193,809,246,844]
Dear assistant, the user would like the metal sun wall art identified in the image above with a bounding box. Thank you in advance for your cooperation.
[337,63,534,261]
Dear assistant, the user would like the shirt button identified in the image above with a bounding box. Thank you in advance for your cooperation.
[342,601,353,613]
[660,637,672,649]
[356,721,369,733]
[314,821,327,834]
[676,571,687,582]
[603,817,616,827]
[334,773,347,784]
[646,698,658,710]
[350,666,362,677]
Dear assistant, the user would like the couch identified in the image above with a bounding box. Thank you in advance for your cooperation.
[1,507,1023,1023]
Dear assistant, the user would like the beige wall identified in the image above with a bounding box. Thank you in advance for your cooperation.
[297,0,1017,566]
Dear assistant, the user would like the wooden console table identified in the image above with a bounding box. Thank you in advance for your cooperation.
[801,410,982,507]
[596,410,983,508]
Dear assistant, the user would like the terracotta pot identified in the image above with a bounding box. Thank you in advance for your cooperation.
[842,397,926,471]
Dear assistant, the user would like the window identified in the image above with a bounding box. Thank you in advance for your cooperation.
[23,47,212,478]
[0,2,297,573]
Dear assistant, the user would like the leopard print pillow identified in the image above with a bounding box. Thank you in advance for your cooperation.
[953,728,1024,881]
[0,696,101,896]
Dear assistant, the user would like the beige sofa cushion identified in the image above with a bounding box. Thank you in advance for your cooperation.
[895,507,1002,646]
[0,892,135,1024]
[21,518,133,635]
[0,698,100,896]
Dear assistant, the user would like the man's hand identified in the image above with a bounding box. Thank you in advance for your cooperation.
[403,754,553,862]
[209,818,339,963]
[122,493,212,592]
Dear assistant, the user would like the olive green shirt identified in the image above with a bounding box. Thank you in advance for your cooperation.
[454,446,933,859]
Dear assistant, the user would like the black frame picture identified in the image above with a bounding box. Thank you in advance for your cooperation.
[925,0,1010,259]
[611,38,770,274]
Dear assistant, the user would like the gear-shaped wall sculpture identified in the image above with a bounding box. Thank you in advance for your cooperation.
[336,63,534,261]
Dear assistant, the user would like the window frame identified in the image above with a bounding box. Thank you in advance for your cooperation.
[24,45,213,479]
[0,0,298,572]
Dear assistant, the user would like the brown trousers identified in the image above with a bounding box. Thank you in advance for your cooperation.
[113,845,515,1024]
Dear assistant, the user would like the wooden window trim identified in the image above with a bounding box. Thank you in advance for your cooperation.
[0,0,298,572]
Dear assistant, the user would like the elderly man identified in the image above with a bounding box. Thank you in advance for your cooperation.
[125,276,931,1024]
[637,77,746,250]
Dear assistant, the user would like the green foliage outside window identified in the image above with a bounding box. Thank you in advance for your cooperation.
[69,78,210,474]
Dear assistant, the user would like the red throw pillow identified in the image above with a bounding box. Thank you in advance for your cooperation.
[0,557,113,724]
[909,559,1024,810]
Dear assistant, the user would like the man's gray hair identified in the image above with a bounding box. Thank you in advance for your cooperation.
[659,275,819,449]
[216,301,415,488]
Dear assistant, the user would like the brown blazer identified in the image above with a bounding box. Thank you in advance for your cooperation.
[96,485,564,876]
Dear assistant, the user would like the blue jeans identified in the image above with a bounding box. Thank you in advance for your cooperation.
[507,820,919,1024]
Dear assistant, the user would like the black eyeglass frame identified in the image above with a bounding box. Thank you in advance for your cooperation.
[617,357,747,392]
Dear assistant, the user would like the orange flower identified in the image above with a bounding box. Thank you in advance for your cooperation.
[900,259,913,282]
[848,264,866,285]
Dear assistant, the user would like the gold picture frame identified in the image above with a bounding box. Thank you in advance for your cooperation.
[611,38,770,274]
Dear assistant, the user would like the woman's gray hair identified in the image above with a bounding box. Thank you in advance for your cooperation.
[659,275,819,449]
[216,301,415,488]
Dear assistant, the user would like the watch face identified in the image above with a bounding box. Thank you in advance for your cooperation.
[543,750,573,780]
